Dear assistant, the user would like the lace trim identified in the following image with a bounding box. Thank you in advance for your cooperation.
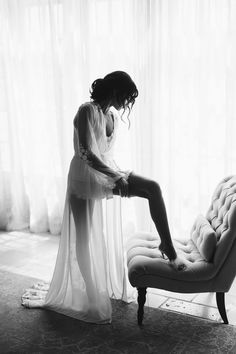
[78,144,93,165]
[21,282,50,308]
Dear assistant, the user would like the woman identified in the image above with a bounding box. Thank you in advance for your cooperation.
[22,71,185,324]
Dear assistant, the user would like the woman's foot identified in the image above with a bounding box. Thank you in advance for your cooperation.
[169,257,187,271]
[159,242,186,271]
[159,241,177,260]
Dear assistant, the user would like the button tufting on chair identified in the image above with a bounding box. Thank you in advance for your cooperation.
[127,175,236,325]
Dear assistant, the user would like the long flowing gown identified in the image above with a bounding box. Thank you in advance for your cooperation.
[21,102,131,324]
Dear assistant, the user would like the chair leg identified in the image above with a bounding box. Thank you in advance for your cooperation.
[137,287,147,325]
[216,292,229,324]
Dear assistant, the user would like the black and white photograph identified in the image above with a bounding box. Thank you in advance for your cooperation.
[0,0,236,353]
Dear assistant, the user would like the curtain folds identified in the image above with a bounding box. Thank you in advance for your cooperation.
[1,0,236,240]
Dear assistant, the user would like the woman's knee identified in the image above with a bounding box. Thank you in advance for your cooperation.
[127,173,161,199]
[147,179,162,198]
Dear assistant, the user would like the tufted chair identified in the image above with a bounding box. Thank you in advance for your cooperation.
[127,175,236,325]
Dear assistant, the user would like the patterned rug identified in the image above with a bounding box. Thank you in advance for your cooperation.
[0,270,236,354]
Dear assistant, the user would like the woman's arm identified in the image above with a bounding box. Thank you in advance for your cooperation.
[80,144,128,196]
[75,104,123,182]
[78,143,123,181]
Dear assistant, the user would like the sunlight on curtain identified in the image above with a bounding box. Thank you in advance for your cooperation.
[1,0,236,241]
[148,0,236,238]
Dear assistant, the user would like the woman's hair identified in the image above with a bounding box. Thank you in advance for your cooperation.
[90,71,138,115]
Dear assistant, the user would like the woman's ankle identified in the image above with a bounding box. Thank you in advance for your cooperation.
[159,241,177,261]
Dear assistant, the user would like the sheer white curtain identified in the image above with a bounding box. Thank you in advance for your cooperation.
[146,0,236,238]
[1,0,236,241]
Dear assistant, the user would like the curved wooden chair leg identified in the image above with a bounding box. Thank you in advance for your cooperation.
[137,287,147,326]
[216,292,229,324]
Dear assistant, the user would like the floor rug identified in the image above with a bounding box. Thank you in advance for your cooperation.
[0,269,236,354]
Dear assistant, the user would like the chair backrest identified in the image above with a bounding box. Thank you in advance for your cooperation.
[206,175,236,273]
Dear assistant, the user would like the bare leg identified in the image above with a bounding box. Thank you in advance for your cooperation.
[114,173,185,269]
[69,194,97,303]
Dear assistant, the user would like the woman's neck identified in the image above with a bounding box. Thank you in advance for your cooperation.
[94,99,111,114]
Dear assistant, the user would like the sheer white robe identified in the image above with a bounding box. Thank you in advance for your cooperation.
[22,102,131,324]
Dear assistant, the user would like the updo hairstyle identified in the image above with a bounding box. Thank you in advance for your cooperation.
[90,71,138,113]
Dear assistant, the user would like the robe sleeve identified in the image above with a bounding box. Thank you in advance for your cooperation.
[74,104,123,185]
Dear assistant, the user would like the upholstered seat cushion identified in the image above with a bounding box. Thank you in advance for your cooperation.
[191,214,217,261]
[127,232,216,284]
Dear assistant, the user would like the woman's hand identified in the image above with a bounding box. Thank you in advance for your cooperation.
[115,177,129,197]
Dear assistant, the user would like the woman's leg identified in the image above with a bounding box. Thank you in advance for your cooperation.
[114,173,177,261]
[69,194,97,303]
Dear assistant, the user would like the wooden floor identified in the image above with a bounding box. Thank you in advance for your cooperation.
[1,230,236,325]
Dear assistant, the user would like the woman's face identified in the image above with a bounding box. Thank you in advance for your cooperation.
[111,96,122,111]
[111,95,128,111]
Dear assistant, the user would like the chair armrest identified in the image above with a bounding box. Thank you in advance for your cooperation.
[191,214,217,262]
